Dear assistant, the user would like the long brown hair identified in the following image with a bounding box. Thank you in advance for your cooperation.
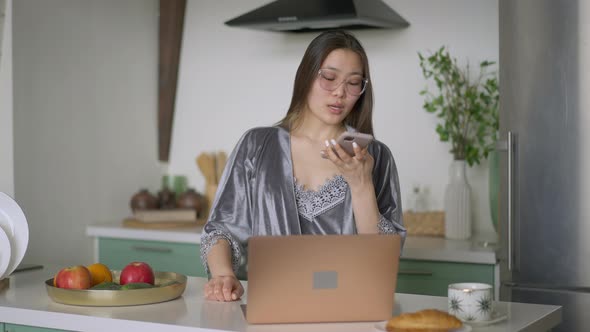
[277,30,374,135]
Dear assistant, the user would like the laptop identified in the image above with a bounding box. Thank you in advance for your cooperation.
[246,234,401,324]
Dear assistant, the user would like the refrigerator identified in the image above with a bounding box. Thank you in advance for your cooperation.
[498,0,590,331]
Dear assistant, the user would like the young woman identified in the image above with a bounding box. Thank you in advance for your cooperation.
[200,30,406,302]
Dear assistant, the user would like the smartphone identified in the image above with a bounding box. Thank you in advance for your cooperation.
[336,132,374,156]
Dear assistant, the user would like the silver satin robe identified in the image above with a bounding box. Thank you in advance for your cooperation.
[200,126,406,279]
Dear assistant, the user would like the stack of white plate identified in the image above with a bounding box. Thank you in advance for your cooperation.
[0,192,29,279]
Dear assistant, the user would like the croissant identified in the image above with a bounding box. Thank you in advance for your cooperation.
[386,309,463,332]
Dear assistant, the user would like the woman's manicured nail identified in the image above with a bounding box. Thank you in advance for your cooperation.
[330,139,337,145]
[325,140,330,147]
[352,142,359,148]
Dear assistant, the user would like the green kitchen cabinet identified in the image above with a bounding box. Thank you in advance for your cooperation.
[4,324,68,332]
[98,238,206,277]
[396,259,495,297]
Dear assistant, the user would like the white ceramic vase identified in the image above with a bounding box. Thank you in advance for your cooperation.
[444,160,472,239]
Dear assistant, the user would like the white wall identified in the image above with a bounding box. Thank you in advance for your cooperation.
[170,0,499,239]
[0,0,14,197]
[13,0,162,265]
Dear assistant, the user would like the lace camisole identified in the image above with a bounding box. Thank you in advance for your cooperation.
[294,175,348,234]
[294,175,396,234]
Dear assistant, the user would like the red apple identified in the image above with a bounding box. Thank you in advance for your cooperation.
[54,265,92,290]
[119,261,155,285]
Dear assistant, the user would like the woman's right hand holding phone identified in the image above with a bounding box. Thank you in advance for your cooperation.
[323,137,374,190]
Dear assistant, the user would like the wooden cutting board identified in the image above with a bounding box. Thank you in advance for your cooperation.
[122,218,205,229]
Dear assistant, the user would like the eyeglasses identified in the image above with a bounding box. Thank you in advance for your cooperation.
[317,68,369,96]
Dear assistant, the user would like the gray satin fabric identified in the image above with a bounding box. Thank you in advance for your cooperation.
[201,126,405,279]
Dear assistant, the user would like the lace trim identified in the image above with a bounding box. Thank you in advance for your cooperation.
[200,230,242,275]
[378,214,397,234]
[294,175,348,222]
[378,214,408,253]
[378,214,407,235]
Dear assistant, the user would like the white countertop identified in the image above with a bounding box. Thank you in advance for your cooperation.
[86,223,497,264]
[0,265,561,332]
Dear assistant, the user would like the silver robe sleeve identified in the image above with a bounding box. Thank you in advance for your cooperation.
[199,129,258,278]
[370,140,407,245]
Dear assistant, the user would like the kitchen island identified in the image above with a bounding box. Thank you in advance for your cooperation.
[86,223,500,298]
[0,266,561,332]
[86,223,497,264]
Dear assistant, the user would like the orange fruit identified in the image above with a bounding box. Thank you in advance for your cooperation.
[87,263,113,286]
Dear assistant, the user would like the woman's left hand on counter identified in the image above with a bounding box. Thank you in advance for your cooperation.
[204,275,244,302]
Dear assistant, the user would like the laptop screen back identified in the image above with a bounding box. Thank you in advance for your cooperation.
[246,234,401,324]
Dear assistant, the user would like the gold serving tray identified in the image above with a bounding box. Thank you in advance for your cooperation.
[45,270,187,306]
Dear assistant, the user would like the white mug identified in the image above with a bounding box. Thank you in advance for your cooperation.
[448,282,494,322]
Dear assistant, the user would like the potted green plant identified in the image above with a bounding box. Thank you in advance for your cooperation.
[418,46,499,239]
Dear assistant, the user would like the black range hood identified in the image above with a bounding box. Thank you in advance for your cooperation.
[225,0,410,32]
